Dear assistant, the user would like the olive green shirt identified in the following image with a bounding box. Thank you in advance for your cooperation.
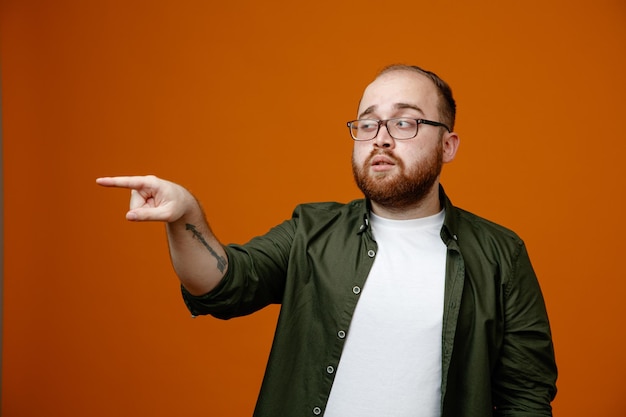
[182,188,557,417]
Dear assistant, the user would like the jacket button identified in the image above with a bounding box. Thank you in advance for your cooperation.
[352,286,361,295]
[313,406,322,415]
[367,249,376,257]
[326,365,335,374]
[337,330,346,339]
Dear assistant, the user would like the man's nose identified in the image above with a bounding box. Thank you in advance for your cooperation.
[373,121,395,148]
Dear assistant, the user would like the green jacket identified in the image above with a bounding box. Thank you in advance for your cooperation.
[183,188,557,416]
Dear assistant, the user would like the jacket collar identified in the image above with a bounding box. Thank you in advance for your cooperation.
[439,186,460,245]
[357,185,460,245]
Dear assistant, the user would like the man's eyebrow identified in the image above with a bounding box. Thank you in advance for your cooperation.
[358,105,376,119]
[394,103,425,114]
[358,103,425,119]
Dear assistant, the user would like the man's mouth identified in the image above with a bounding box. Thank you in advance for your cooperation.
[369,154,397,172]
[371,155,396,166]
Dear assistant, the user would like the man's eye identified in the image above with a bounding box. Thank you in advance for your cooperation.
[359,121,378,131]
[394,119,416,129]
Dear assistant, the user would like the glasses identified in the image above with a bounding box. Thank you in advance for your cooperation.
[347,118,451,141]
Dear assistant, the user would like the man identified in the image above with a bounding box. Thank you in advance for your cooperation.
[97,64,557,416]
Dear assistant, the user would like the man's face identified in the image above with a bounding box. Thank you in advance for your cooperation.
[352,70,450,209]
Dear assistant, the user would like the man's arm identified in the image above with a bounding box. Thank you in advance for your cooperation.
[493,243,558,416]
[96,175,226,295]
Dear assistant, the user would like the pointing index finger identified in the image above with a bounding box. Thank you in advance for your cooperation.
[95,175,153,190]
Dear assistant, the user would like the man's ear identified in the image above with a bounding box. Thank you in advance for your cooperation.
[442,132,460,163]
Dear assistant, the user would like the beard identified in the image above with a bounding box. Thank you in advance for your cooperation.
[352,142,443,209]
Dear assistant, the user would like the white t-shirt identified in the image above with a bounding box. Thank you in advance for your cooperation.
[324,210,446,417]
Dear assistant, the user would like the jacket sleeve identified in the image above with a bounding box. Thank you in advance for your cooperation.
[492,242,558,416]
[181,217,297,319]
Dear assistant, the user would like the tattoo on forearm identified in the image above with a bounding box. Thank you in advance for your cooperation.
[185,223,227,273]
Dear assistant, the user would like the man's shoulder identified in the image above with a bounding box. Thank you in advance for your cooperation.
[449,204,524,246]
[290,199,366,227]
[441,187,522,244]
[294,199,365,213]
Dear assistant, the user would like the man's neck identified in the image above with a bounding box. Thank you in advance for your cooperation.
[370,184,441,220]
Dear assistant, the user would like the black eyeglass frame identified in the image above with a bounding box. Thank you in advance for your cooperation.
[346,118,451,141]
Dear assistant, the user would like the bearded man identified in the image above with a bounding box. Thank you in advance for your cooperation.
[97,64,557,417]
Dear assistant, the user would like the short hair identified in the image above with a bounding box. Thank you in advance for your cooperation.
[377,64,456,131]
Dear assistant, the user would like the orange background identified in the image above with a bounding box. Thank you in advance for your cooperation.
[2,0,625,415]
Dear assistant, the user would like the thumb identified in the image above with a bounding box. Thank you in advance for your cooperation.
[126,210,141,221]
[125,206,167,222]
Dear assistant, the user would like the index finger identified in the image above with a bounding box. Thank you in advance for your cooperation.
[95,175,154,190]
